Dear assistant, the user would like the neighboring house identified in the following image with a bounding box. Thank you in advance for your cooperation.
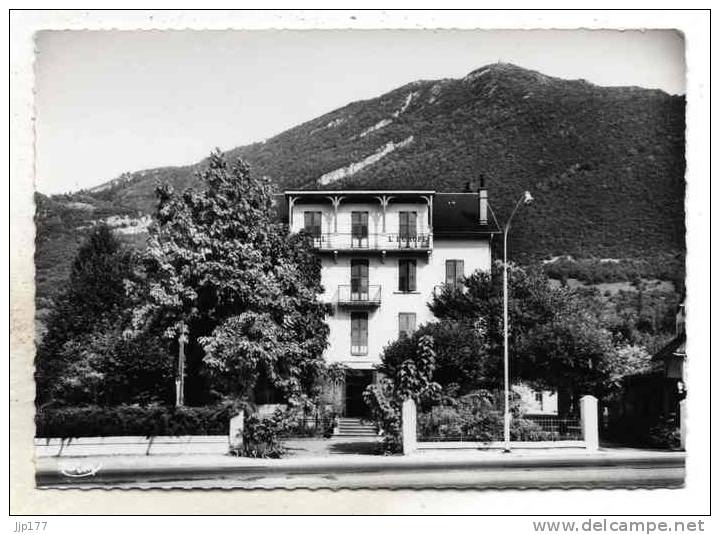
[608,303,686,444]
[276,186,499,416]
[653,302,686,390]
[513,383,558,416]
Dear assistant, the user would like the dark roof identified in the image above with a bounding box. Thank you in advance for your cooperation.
[433,193,500,237]
[273,191,500,238]
[652,333,686,362]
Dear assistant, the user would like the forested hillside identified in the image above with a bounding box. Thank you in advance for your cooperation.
[35,63,686,309]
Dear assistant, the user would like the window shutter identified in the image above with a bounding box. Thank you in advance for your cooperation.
[304,211,321,238]
[409,212,417,237]
[399,313,417,338]
[398,260,407,291]
[445,260,454,285]
[457,260,465,281]
[351,312,368,354]
[352,212,369,239]
[409,260,417,291]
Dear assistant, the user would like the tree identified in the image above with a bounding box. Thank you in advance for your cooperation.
[51,324,175,406]
[35,224,138,407]
[363,335,440,452]
[131,150,330,405]
[380,319,499,396]
[415,263,621,413]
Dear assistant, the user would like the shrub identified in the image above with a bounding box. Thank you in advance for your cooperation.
[363,382,403,453]
[279,404,337,438]
[35,401,246,438]
[647,419,682,450]
[363,335,440,453]
[237,411,286,458]
[418,390,554,442]
[606,415,681,450]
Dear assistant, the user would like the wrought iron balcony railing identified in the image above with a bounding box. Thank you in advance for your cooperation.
[337,284,382,307]
[308,232,433,251]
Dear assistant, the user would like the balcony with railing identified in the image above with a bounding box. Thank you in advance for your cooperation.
[310,232,433,252]
[336,284,382,308]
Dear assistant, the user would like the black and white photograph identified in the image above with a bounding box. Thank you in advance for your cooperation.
[8,8,711,521]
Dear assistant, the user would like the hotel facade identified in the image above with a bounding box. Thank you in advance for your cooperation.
[276,186,499,417]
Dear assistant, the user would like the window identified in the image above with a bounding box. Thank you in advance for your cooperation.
[351,312,368,355]
[445,259,465,288]
[398,259,417,292]
[303,211,322,245]
[398,313,416,339]
[350,259,369,301]
[398,211,417,248]
[351,211,369,248]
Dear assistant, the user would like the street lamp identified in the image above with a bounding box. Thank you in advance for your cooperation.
[503,190,534,452]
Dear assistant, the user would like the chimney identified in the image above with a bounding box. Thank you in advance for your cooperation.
[478,175,488,225]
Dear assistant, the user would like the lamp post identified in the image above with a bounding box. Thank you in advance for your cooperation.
[503,191,534,452]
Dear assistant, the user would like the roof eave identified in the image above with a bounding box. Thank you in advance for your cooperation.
[284,190,436,195]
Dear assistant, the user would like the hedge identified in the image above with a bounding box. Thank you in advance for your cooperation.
[35,402,245,438]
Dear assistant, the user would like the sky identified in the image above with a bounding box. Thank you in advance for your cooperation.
[34,29,685,194]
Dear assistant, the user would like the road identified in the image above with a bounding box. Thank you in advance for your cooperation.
[38,454,684,489]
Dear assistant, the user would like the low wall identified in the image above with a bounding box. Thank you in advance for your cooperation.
[35,435,229,458]
[416,440,586,450]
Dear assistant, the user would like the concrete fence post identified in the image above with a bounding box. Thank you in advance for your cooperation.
[679,398,687,451]
[402,398,417,455]
[229,412,244,454]
[580,395,599,451]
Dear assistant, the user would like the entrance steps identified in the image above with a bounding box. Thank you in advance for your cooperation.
[334,417,378,437]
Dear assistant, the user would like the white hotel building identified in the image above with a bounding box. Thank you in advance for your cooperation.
[276,186,500,417]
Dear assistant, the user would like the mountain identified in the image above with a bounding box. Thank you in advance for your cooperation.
[35,63,686,307]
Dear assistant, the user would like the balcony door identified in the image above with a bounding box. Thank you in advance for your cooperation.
[350,259,369,302]
[398,211,417,248]
[303,211,322,247]
[351,211,369,248]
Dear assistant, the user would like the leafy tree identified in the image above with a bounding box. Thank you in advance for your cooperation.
[52,325,175,406]
[131,150,330,405]
[363,334,440,452]
[396,263,624,413]
[381,319,498,395]
[599,344,652,395]
[35,224,138,407]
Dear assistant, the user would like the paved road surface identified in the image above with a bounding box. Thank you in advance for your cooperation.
[38,452,684,489]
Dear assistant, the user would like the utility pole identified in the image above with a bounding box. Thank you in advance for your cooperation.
[502,191,533,453]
